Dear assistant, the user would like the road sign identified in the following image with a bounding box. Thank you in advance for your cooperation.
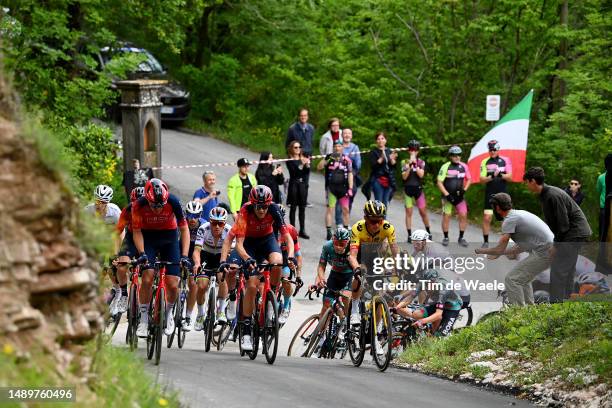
[486,95,500,121]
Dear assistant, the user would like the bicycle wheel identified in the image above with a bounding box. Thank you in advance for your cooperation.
[216,320,232,351]
[247,293,260,360]
[127,284,139,351]
[347,307,365,367]
[204,286,215,352]
[304,309,332,358]
[237,289,246,357]
[166,302,179,348]
[154,288,166,366]
[263,291,279,364]
[477,310,501,324]
[371,296,393,372]
[177,299,187,349]
[287,314,320,357]
[146,292,156,360]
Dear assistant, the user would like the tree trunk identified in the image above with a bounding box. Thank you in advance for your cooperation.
[194,7,215,68]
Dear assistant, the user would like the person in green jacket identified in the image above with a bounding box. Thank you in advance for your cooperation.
[227,158,257,219]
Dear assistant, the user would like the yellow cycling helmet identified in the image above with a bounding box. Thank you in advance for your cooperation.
[363,200,386,217]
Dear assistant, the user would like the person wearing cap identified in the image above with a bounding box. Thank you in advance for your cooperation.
[480,140,513,248]
[436,145,471,247]
[227,158,257,219]
[475,192,554,306]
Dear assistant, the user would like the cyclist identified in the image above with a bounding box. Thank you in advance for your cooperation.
[192,207,233,331]
[393,269,462,336]
[408,229,471,305]
[132,178,192,338]
[278,205,303,324]
[315,227,360,318]
[480,140,512,248]
[84,184,121,225]
[348,200,399,325]
[219,185,295,351]
[111,187,145,315]
[400,140,431,243]
[437,145,472,247]
[181,200,204,331]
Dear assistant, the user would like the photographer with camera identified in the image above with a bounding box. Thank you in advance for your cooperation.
[193,170,221,222]
[436,145,472,247]
[255,151,285,204]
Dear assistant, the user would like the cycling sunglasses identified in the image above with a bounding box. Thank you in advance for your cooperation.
[186,213,200,220]
[210,221,226,227]
[254,204,269,211]
[365,217,384,224]
[150,202,165,209]
[332,239,349,246]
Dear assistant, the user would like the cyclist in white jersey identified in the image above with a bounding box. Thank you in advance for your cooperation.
[84,184,121,225]
[192,207,233,330]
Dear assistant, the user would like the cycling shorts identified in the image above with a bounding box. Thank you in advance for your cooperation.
[118,231,137,258]
[324,272,353,300]
[404,192,426,209]
[423,304,459,336]
[327,191,349,209]
[243,234,281,263]
[194,266,217,280]
[142,230,181,277]
[441,198,468,216]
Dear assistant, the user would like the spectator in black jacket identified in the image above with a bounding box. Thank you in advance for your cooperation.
[368,131,397,207]
[524,167,592,302]
[285,108,314,157]
[563,178,585,206]
[286,140,311,239]
[255,151,285,204]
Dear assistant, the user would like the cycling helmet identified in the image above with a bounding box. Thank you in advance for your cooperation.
[487,140,501,151]
[533,290,550,304]
[363,200,386,217]
[249,185,273,206]
[448,145,462,155]
[333,227,351,241]
[130,186,145,202]
[577,272,603,285]
[185,200,203,215]
[94,185,113,203]
[422,269,440,281]
[144,178,169,206]
[410,229,429,242]
[408,139,421,150]
[209,206,228,222]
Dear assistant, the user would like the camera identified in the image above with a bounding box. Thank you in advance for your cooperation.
[215,190,221,195]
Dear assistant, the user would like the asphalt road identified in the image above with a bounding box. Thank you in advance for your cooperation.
[112,128,531,408]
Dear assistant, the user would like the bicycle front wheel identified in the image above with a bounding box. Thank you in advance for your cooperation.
[304,309,332,358]
[287,314,320,357]
[263,291,279,365]
[154,288,166,365]
[348,308,365,367]
[204,286,215,352]
[127,284,139,351]
[146,292,156,360]
[371,296,393,372]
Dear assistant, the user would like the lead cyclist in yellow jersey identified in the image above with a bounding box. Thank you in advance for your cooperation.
[348,200,400,324]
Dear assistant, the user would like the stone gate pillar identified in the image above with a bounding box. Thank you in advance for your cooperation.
[116,79,167,179]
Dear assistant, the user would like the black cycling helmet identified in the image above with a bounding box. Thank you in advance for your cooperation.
[487,140,501,151]
[408,139,421,150]
[363,200,386,217]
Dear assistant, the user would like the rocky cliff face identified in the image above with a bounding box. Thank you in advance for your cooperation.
[0,72,103,367]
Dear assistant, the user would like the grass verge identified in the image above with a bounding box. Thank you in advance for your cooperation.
[398,299,612,388]
[0,339,181,408]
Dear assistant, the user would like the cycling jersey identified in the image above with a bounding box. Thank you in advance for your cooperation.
[188,219,202,258]
[411,244,470,297]
[437,161,471,195]
[279,224,300,254]
[116,203,133,234]
[401,158,425,187]
[480,156,512,195]
[231,202,287,238]
[84,202,121,225]
[350,219,397,250]
[195,222,232,255]
[319,241,352,274]
[416,278,463,311]
[131,195,187,231]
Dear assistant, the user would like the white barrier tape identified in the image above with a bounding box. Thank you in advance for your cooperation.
[151,141,476,171]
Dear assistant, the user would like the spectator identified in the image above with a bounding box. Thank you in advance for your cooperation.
[597,154,612,273]
[286,108,315,157]
[563,178,584,206]
[437,145,472,247]
[286,140,311,239]
[227,158,257,219]
[475,193,553,306]
[192,171,220,222]
[368,131,397,207]
[318,139,353,239]
[338,128,361,223]
[319,117,341,157]
[255,151,285,204]
[400,139,431,242]
[523,167,592,302]
[480,140,513,247]
[122,158,153,197]
[596,155,611,239]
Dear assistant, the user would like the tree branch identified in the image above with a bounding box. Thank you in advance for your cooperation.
[395,13,431,66]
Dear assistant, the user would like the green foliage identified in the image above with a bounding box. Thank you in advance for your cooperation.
[399,301,612,386]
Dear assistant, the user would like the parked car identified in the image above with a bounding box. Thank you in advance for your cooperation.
[97,43,191,124]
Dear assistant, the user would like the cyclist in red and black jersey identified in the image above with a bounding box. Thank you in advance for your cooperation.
[277,205,303,324]
[219,185,295,351]
[111,187,145,315]
[132,179,192,338]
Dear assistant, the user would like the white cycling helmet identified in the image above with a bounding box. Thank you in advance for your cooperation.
[410,229,430,242]
[209,206,228,222]
[94,184,113,203]
[185,200,203,215]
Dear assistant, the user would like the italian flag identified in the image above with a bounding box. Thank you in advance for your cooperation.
[468,90,534,183]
